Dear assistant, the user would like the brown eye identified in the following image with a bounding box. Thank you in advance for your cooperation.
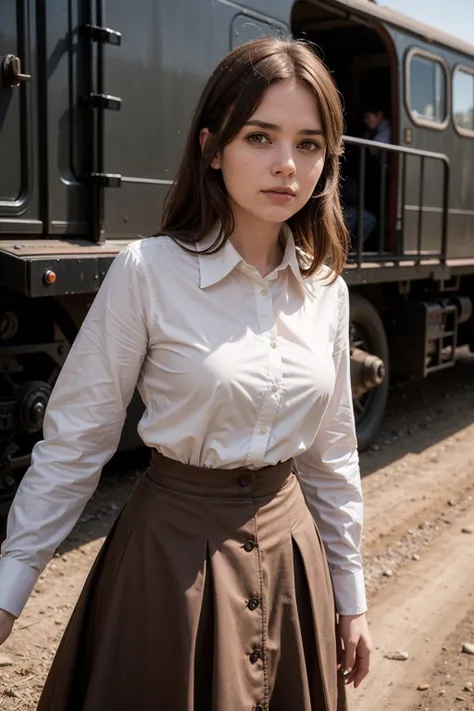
[246,132,270,145]
[299,140,319,152]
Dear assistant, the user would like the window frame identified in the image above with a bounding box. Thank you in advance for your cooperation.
[452,63,474,138]
[405,47,450,130]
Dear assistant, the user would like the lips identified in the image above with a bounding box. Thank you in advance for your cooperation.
[263,187,296,196]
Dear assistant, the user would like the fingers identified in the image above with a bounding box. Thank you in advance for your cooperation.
[343,637,357,676]
[353,649,371,688]
[341,642,371,688]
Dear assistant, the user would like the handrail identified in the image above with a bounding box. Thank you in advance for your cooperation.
[342,136,450,268]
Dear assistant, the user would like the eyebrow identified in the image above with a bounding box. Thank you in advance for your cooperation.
[245,119,325,137]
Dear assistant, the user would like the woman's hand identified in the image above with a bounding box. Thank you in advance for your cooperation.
[0,609,15,646]
[338,612,372,688]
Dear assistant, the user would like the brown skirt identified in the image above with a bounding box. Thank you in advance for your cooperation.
[37,451,347,711]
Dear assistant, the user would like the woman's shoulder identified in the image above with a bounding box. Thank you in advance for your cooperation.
[121,235,200,281]
[305,264,348,304]
[124,234,188,261]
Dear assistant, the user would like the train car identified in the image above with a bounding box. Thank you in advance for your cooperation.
[1,0,473,505]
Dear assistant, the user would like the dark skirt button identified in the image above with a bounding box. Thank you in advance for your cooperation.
[255,706,264,711]
[248,597,259,611]
[243,540,255,552]
[249,650,261,664]
[239,475,250,487]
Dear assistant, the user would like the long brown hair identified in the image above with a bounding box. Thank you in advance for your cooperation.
[159,37,348,280]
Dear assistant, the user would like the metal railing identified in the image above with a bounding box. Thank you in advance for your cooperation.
[342,135,450,268]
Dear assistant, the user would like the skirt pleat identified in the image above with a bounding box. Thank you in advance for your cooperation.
[36,451,347,711]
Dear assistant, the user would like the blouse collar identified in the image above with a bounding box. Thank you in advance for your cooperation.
[197,224,306,289]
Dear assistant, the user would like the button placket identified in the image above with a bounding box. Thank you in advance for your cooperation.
[245,281,282,468]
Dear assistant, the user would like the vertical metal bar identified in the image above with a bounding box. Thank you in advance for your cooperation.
[417,156,425,257]
[440,159,449,263]
[82,0,98,242]
[378,151,387,254]
[356,145,366,267]
[95,0,106,243]
[399,152,407,260]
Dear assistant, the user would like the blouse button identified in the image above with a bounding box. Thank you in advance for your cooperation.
[248,597,259,611]
[261,289,268,296]
[270,341,277,349]
[243,540,256,552]
[260,427,267,435]
[249,650,261,664]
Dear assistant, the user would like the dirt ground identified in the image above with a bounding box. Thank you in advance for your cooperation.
[1,351,474,711]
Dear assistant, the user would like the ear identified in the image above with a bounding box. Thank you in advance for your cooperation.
[199,127,210,152]
[199,128,221,169]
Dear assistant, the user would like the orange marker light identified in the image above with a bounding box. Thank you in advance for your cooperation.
[43,269,57,285]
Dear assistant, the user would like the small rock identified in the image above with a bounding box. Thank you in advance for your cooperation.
[3,689,20,698]
[462,643,474,655]
[464,682,473,691]
[407,528,414,535]
[0,653,14,667]
[412,554,421,561]
[439,689,447,695]
[455,696,465,701]
[461,527,473,534]
[382,569,393,578]
[417,684,430,691]
[447,499,456,506]
[442,646,448,652]
[384,651,409,661]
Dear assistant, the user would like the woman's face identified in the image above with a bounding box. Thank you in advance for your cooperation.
[207,79,327,228]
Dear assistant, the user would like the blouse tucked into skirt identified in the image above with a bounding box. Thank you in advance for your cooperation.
[0,226,366,619]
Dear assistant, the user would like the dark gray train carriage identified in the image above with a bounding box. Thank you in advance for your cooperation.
[1,0,473,504]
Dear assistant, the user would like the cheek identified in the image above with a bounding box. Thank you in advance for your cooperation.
[304,155,326,190]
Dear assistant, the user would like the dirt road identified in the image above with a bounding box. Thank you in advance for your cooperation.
[1,352,474,710]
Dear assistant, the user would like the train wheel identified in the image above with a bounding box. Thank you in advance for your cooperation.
[0,299,77,515]
[350,294,389,452]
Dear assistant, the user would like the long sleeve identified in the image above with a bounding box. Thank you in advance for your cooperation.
[0,244,150,618]
[294,279,367,616]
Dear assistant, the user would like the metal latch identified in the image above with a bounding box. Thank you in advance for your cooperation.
[90,173,122,188]
[80,24,122,46]
[87,92,122,111]
[1,54,31,88]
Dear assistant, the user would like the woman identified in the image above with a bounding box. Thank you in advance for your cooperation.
[0,38,372,710]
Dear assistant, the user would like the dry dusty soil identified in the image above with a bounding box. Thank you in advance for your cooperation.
[1,351,474,711]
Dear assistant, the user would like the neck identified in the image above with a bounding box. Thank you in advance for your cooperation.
[229,209,284,278]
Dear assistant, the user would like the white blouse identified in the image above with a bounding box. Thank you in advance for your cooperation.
[0,228,366,619]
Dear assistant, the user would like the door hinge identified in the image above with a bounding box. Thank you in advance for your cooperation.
[80,24,122,46]
[86,92,122,111]
[90,173,122,188]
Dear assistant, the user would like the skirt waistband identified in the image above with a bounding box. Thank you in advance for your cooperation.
[147,450,294,498]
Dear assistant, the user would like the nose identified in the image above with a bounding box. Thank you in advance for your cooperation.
[272,144,296,177]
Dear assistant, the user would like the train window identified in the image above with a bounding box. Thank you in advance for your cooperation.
[453,66,474,136]
[406,49,449,129]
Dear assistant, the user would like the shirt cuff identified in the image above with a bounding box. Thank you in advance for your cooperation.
[331,568,367,616]
[0,557,39,618]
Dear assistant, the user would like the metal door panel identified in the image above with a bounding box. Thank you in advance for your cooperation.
[0,0,41,231]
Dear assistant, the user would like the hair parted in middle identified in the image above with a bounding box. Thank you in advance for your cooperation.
[159,37,349,280]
